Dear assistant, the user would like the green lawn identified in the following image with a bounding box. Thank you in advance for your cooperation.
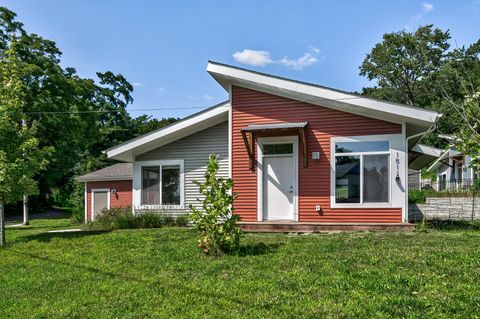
[1,219,480,318]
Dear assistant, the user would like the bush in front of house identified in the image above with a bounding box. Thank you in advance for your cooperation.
[91,206,188,230]
[190,153,241,255]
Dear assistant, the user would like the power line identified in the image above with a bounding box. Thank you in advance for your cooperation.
[17,95,370,115]
[23,106,207,115]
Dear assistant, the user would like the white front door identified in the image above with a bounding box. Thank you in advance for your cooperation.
[263,155,295,221]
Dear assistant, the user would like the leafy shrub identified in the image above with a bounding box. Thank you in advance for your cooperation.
[408,188,479,204]
[70,206,84,224]
[190,153,241,255]
[409,190,428,204]
[175,215,189,227]
[90,206,188,230]
[416,217,429,233]
[92,207,133,230]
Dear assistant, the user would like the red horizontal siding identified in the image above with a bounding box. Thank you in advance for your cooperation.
[86,180,132,221]
[232,86,402,223]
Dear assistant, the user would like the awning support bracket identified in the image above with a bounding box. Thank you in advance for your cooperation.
[299,127,308,168]
[241,130,255,171]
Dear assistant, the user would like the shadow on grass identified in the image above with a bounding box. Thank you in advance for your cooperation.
[234,242,282,257]
[11,250,141,282]
[19,230,111,243]
[426,220,480,231]
[7,224,75,231]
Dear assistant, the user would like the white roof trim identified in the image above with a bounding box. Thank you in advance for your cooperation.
[76,177,132,182]
[106,102,230,162]
[207,61,440,130]
[411,144,443,157]
[427,149,451,172]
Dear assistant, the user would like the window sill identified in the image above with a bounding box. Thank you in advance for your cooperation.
[136,204,187,211]
[331,203,393,209]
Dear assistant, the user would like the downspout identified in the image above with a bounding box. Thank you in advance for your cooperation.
[404,114,442,223]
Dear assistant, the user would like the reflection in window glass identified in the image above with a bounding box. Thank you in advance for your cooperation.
[263,143,293,155]
[363,155,389,203]
[142,166,160,205]
[335,141,389,153]
[335,156,360,203]
[162,165,180,205]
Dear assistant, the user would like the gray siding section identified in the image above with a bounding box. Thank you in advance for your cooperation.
[136,121,228,209]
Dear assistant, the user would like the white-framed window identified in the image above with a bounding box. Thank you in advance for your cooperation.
[134,160,185,208]
[331,138,391,207]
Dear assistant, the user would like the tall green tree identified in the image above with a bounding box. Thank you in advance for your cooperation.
[360,25,480,148]
[0,39,50,245]
[0,6,177,215]
[360,25,450,106]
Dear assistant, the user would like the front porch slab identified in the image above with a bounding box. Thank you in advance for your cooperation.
[238,222,415,233]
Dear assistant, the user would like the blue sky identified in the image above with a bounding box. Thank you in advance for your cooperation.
[2,0,480,119]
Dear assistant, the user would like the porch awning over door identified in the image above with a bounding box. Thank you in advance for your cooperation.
[241,121,309,170]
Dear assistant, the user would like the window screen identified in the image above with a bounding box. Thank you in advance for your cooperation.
[162,165,180,205]
[363,154,389,203]
[142,166,160,205]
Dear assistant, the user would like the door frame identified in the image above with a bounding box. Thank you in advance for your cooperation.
[91,188,110,221]
[257,136,299,222]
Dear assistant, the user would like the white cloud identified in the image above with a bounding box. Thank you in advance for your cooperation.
[232,49,273,67]
[132,82,142,87]
[405,3,434,31]
[422,2,434,12]
[155,87,165,92]
[232,46,322,70]
[203,94,213,100]
[279,50,321,70]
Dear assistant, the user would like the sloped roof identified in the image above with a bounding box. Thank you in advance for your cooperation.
[408,144,443,171]
[76,163,132,182]
[207,61,440,140]
[427,147,461,172]
[106,101,229,162]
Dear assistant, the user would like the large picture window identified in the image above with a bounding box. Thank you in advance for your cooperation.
[334,141,390,204]
[141,162,182,206]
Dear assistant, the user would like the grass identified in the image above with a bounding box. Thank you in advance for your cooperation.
[1,219,480,318]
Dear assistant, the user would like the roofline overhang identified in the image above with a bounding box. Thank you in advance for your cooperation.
[411,144,443,157]
[427,149,451,172]
[207,61,441,135]
[106,101,230,162]
[75,177,133,183]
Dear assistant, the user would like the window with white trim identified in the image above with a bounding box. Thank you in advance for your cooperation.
[141,163,182,206]
[334,141,390,204]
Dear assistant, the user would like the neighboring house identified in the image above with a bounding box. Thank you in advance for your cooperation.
[78,61,441,224]
[427,147,479,191]
[76,163,132,222]
[407,144,443,190]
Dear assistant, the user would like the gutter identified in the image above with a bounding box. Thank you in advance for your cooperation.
[404,114,442,223]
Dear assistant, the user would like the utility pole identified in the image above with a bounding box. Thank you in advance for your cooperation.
[22,118,29,226]
[0,199,5,247]
[23,195,28,225]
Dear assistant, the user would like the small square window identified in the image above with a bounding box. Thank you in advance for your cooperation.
[263,143,293,155]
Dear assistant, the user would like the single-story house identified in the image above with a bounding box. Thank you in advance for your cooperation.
[77,61,441,226]
[427,147,479,191]
[407,144,443,190]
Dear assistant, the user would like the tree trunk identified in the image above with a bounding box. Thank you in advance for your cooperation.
[0,199,5,247]
[23,195,29,225]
